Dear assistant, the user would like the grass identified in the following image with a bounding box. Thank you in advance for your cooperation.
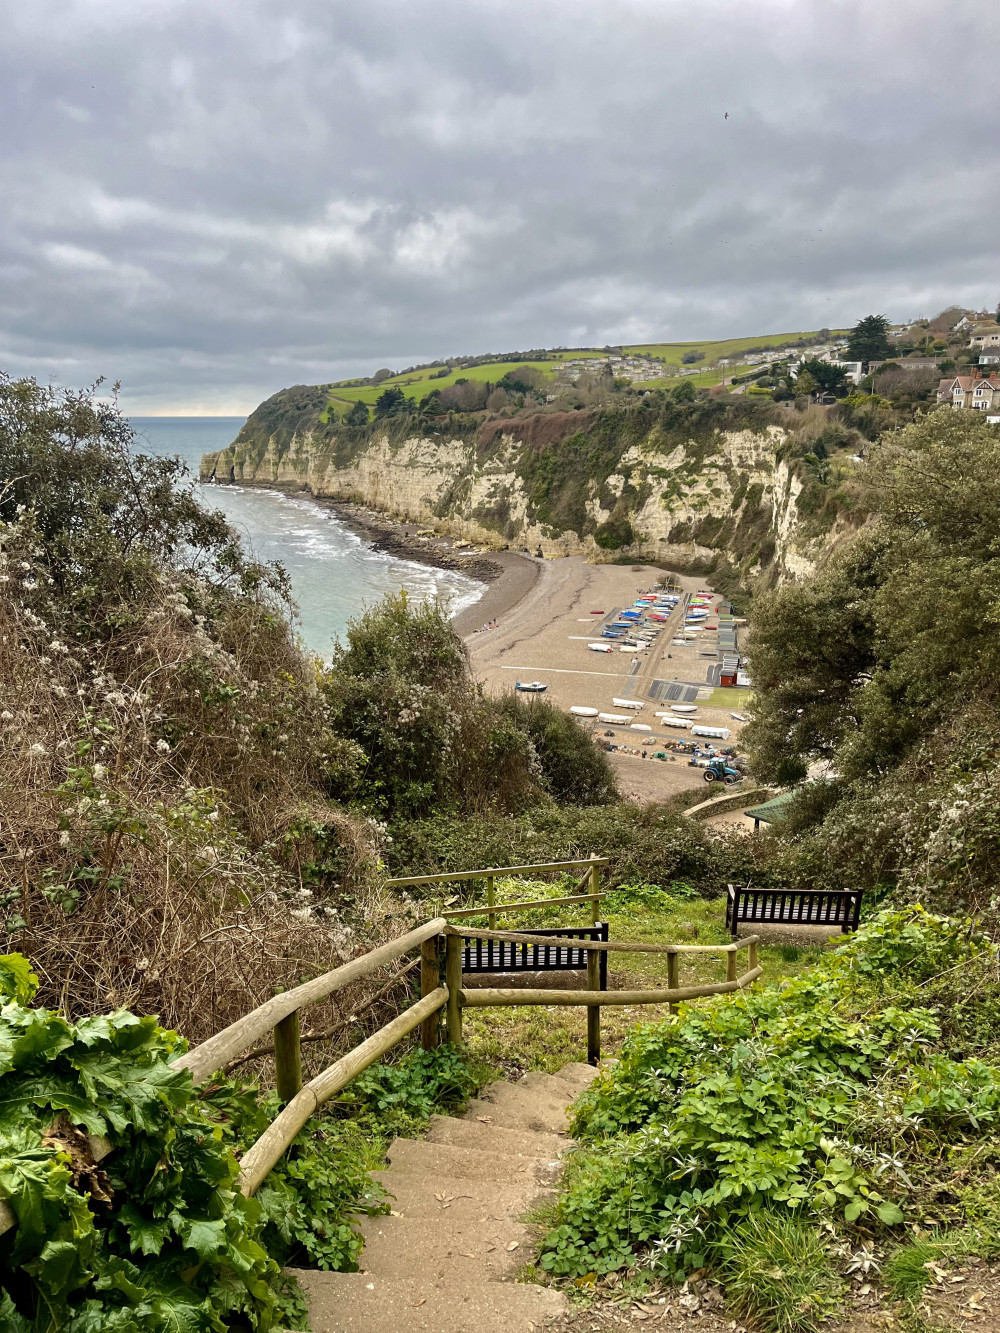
[713,1210,845,1333]
[324,329,849,409]
[454,877,829,1074]
[706,687,754,709]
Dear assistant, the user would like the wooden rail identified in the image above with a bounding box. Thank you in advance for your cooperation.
[385,856,608,926]
[237,988,449,1196]
[1,856,767,1234]
[175,917,446,1086]
[440,928,760,1056]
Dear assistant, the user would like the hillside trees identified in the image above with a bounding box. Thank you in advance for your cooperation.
[847,314,892,366]
[742,407,1000,911]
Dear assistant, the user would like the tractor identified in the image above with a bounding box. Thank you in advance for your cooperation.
[702,758,743,785]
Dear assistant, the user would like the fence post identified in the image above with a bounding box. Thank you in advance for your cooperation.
[586,946,601,1066]
[445,933,463,1045]
[589,856,600,923]
[726,947,738,984]
[748,940,758,979]
[667,947,679,1014]
[420,937,441,1050]
[486,874,495,931]
[273,1010,302,1103]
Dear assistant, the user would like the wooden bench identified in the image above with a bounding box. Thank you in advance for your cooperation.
[725,884,861,937]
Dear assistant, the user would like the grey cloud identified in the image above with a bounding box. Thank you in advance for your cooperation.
[1,0,998,411]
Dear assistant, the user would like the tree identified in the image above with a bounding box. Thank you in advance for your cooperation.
[799,358,849,396]
[373,386,408,418]
[847,314,892,367]
[372,368,393,383]
[793,369,817,399]
[346,400,370,426]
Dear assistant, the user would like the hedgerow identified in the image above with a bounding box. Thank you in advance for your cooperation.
[540,908,1000,1285]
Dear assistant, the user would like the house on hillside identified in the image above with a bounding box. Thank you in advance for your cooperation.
[954,311,994,332]
[969,325,1000,349]
[868,358,942,374]
[937,374,1000,410]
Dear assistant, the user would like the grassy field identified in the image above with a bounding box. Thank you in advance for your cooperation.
[323,328,849,412]
[449,877,828,1078]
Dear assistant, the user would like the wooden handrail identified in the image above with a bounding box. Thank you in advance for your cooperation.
[460,966,763,1008]
[441,891,605,920]
[237,987,449,1196]
[175,917,446,1085]
[383,858,608,888]
[443,925,760,954]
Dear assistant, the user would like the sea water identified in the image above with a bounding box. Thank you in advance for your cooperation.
[130,418,484,657]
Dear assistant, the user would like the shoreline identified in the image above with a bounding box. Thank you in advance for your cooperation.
[200,478,542,635]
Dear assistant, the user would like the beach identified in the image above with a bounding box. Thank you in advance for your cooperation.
[463,556,748,803]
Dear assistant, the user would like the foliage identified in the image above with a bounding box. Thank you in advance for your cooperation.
[385,801,747,896]
[0,376,378,1036]
[713,1210,845,1333]
[742,408,1000,915]
[0,958,291,1332]
[847,314,892,365]
[798,358,849,397]
[538,909,1000,1289]
[320,592,617,818]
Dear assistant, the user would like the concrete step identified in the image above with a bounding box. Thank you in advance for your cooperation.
[357,1215,532,1281]
[426,1113,567,1160]
[518,1070,586,1100]
[464,1086,573,1135]
[291,1270,567,1333]
[386,1138,551,1185]
[553,1061,601,1089]
[370,1170,552,1220]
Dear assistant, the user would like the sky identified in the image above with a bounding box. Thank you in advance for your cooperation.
[2,0,999,415]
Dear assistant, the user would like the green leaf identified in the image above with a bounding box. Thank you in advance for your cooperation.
[844,1200,864,1222]
[877,1201,904,1226]
[0,954,38,1005]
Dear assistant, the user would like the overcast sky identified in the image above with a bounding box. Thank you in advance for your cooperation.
[2,1,998,414]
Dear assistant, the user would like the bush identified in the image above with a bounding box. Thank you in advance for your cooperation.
[386,803,748,896]
[539,908,1000,1284]
[0,955,292,1331]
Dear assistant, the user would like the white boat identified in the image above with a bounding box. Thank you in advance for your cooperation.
[598,713,631,724]
[656,715,693,729]
[692,724,731,739]
[570,706,599,717]
[671,704,698,713]
[612,698,644,709]
[588,643,613,653]
[629,723,653,732]
[730,712,748,722]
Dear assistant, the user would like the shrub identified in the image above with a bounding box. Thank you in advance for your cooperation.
[0,955,292,1331]
[539,908,1000,1283]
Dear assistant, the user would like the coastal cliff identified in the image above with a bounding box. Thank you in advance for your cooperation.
[201,387,862,585]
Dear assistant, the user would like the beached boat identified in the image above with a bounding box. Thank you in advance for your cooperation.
[570,706,599,717]
[671,705,697,713]
[692,725,730,739]
[598,713,631,724]
[629,723,653,732]
[515,681,547,692]
[588,643,613,653]
[612,698,644,709]
[655,715,693,728]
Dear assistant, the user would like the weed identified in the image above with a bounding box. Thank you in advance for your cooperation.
[884,1240,945,1302]
[713,1210,845,1333]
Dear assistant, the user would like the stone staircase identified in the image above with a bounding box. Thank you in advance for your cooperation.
[291,1062,599,1332]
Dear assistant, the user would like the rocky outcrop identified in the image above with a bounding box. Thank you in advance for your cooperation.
[201,395,859,582]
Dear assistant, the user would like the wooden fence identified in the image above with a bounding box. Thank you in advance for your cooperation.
[0,858,762,1238]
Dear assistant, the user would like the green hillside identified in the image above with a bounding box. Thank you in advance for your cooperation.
[325,328,846,411]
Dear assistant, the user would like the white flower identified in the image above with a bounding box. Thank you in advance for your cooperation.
[155,739,171,754]
[29,742,47,757]
[93,763,107,781]
[58,830,71,848]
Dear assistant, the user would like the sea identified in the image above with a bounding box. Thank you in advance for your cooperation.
[129,417,485,658]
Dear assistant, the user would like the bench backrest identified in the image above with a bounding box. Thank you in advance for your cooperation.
[726,884,860,934]
[462,922,609,989]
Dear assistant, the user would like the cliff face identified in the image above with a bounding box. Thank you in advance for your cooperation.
[202,392,859,583]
